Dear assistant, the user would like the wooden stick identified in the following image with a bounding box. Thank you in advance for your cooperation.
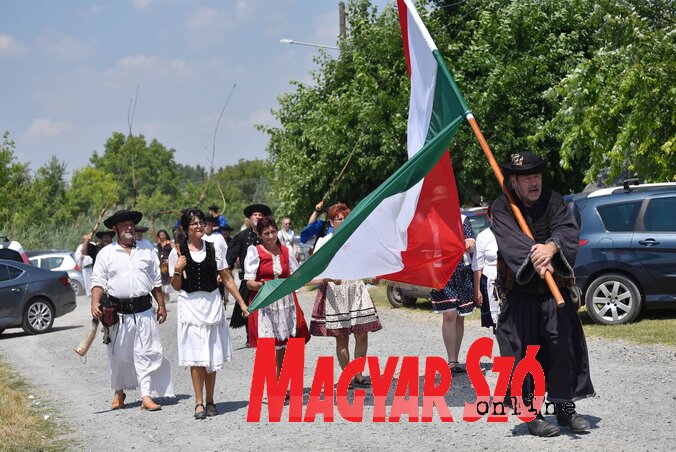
[466,114,565,307]
[323,136,361,202]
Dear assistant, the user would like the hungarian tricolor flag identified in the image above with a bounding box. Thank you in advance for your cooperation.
[249,0,472,311]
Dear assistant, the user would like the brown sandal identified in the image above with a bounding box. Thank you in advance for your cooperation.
[205,402,218,417]
[194,403,206,420]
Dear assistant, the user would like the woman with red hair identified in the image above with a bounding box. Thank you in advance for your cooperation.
[310,203,382,388]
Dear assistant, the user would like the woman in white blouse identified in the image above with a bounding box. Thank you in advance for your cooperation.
[472,207,499,330]
[169,208,249,420]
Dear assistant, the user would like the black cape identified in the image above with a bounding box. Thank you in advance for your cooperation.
[226,227,262,328]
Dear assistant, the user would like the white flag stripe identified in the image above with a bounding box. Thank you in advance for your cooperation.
[405,4,438,158]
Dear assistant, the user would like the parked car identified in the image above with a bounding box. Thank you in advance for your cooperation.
[386,208,490,308]
[27,251,86,296]
[0,236,30,264]
[569,181,676,325]
[0,259,76,335]
[294,234,314,264]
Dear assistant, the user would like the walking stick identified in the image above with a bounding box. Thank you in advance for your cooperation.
[466,114,565,307]
[322,136,361,202]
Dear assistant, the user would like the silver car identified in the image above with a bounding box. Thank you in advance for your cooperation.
[27,251,86,296]
[0,259,77,335]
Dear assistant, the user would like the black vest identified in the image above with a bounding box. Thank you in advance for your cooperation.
[179,240,219,293]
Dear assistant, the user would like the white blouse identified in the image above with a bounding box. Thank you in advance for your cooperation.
[168,240,227,276]
[471,228,498,280]
[243,245,299,281]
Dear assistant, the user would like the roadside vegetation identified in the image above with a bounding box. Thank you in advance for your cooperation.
[369,286,676,347]
[0,357,67,451]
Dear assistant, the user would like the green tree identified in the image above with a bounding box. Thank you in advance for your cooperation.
[66,166,119,217]
[0,132,32,227]
[539,0,675,184]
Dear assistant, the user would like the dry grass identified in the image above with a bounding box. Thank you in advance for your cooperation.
[0,358,66,452]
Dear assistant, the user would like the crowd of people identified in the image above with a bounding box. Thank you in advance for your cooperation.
[82,151,595,436]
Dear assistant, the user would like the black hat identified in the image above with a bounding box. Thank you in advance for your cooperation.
[104,210,143,228]
[135,226,149,233]
[499,151,547,175]
[243,204,272,218]
[204,216,219,225]
[221,224,234,232]
[208,205,219,212]
[95,230,116,239]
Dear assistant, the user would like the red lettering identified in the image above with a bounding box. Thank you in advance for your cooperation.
[388,356,419,422]
[303,356,334,422]
[421,356,453,422]
[463,336,493,422]
[486,356,516,423]
[246,338,304,422]
[336,357,366,422]
[511,345,545,422]
[368,356,398,422]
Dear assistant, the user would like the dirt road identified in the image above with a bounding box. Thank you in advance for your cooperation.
[0,290,673,451]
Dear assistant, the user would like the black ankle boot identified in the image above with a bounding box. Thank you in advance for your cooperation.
[528,413,561,437]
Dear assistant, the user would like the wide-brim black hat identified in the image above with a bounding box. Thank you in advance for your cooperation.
[104,210,143,228]
[204,216,219,225]
[243,203,272,218]
[135,226,149,233]
[95,230,116,239]
[499,151,547,175]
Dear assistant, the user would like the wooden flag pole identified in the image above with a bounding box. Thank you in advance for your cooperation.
[466,113,565,307]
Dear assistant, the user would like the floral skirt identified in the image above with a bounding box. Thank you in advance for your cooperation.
[310,280,382,336]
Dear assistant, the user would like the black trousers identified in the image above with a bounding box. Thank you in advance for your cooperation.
[495,288,596,403]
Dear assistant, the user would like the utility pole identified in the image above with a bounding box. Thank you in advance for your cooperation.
[339,1,346,38]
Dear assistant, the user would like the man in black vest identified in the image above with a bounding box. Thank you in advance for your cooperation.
[492,151,595,437]
[226,204,272,344]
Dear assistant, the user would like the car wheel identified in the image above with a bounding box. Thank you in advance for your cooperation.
[22,298,55,334]
[584,273,642,325]
[70,279,85,296]
[386,286,417,308]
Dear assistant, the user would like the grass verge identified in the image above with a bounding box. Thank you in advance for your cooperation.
[369,286,675,346]
[0,356,67,452]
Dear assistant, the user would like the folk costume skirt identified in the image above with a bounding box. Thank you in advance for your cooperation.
[310,280,382,337]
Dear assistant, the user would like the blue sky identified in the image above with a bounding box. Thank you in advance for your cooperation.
[1,0,391,175]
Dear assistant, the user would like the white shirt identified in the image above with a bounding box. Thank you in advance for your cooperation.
[74,243,93,268]
[168,240,227,275]
[471,228,498,280]
[90,241,162,297]
[203,232,228,262]
[243,245,299,280]
[277,229,295,247]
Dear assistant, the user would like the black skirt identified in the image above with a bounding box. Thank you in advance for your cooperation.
[229,279,250,329]
[495,288,596,403]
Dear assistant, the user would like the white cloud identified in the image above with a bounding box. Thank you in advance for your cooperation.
[38,33,93,62]
[80,4,105,18]
[184,7,233,47]
[131,0,156,11]
[103,55,198,86]
[0,34,28,58]
[23,119,73,141]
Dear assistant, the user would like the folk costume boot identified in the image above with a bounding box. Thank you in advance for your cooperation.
[527,413,561,437]
[556,404,591,433]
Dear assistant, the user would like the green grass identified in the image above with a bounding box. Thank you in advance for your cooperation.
[0,357,68,452]
[578,307,676,346]
[369,286,675,346]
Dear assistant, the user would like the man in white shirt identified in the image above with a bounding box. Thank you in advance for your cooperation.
[90,210,174,412]
[277,217,295,247]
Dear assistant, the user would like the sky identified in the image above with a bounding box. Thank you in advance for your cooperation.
[1,0,391,176]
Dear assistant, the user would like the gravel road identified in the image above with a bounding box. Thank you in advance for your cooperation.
[0,289,674,451]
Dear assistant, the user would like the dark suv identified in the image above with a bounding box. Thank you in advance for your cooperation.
[569,181,676,325]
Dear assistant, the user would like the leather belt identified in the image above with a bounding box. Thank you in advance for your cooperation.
[108,294,152,314]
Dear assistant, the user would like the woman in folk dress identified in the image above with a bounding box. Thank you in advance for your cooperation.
[244,216,310,376]
[169,208,249,419]
[309,203,382,388]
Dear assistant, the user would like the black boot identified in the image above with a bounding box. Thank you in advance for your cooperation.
[556,410,591,433]
[528,413,561,437]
